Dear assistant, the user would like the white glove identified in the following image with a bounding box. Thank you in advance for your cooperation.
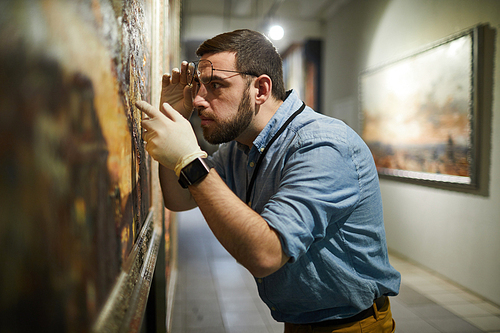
[159,62,194,120]
[136,101,206,173]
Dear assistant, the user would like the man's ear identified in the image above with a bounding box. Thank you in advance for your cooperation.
[254,75,272,105]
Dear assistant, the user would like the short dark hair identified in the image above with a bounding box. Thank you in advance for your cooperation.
[196,29,287,101]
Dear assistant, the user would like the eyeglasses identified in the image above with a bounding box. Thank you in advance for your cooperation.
[187,59,258,86]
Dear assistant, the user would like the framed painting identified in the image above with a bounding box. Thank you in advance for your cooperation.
[360,25,485,188]
[0,0,180,331]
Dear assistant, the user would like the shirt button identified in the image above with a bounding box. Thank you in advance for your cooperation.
[249,161,255,167]
[260,147,265,152]
[271,307,276,311]
[257,278,263,283]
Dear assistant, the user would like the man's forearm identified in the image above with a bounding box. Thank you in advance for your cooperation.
[159,164,198,211]
[188,169,289,278]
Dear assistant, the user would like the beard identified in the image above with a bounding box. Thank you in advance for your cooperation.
[200,84,254,145]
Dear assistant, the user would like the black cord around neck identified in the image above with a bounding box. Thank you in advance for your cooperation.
[246,101,306,205]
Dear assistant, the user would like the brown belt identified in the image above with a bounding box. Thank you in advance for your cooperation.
[309,296,387,328]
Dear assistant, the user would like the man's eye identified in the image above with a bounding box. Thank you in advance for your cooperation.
[210,82,221,89]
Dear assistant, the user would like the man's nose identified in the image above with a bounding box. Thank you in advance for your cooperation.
[193,84,208,107]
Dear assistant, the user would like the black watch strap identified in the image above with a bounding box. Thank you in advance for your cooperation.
[178,157,211,188]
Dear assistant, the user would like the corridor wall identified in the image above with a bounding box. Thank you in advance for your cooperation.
[0,0,181,331]
[323,0,500,306]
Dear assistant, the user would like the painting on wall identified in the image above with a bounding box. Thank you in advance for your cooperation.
[0,0,180,331]
[360,25,484,188]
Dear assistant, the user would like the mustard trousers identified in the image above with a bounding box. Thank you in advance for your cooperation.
[284,298,396,333]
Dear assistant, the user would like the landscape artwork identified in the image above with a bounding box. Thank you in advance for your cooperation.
[361,28,477,186]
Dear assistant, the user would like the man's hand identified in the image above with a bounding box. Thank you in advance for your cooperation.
[160,61,194,119]
[137,100,202,170]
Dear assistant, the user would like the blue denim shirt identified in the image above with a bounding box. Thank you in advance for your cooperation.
[207,90,401,324]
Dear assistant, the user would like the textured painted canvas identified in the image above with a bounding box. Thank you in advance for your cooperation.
[361,27,480,186]
[0,0,179,331]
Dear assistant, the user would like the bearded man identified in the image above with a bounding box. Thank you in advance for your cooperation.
[136,29,400,333]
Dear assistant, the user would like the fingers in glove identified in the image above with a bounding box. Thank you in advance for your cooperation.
[162,73,171,89]
[141,118,153,133]
[183,85,194,111]
[161,102,185,122]
[171,67,180,84]
[142,129,152,142]
[180,61,189,85]
[137,100,183,124]
[136,100,160,120]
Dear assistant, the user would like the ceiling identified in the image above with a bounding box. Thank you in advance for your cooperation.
[180,0,348,54]
[182,0,344,21]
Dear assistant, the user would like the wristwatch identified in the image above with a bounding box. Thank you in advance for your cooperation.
[178,157,211,188]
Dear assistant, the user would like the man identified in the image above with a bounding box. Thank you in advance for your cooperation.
[136,29,401,332]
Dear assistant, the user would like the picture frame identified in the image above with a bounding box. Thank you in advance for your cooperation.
[360,25,485,189]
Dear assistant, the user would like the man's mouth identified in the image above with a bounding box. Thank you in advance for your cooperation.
[199,114,214,127]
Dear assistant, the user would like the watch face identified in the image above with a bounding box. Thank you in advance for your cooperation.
[181,158,210,186]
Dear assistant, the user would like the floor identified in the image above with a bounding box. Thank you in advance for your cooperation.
[170,209,500,333]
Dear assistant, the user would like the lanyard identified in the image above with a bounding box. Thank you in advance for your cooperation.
[246,101,306,205]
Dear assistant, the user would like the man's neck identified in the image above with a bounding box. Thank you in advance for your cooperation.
[236,99,284,148]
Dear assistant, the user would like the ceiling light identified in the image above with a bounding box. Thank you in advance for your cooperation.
[269,25,284,40]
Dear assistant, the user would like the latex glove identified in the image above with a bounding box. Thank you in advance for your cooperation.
[160,61,194,119]
[136,100,206,173]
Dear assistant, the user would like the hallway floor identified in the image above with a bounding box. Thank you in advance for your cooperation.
[171,209,500,333]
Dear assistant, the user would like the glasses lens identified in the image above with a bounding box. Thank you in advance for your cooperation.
[197,60,213,85]
[187,62,196,85]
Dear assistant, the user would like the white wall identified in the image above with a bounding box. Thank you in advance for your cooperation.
[323,0,500,306]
